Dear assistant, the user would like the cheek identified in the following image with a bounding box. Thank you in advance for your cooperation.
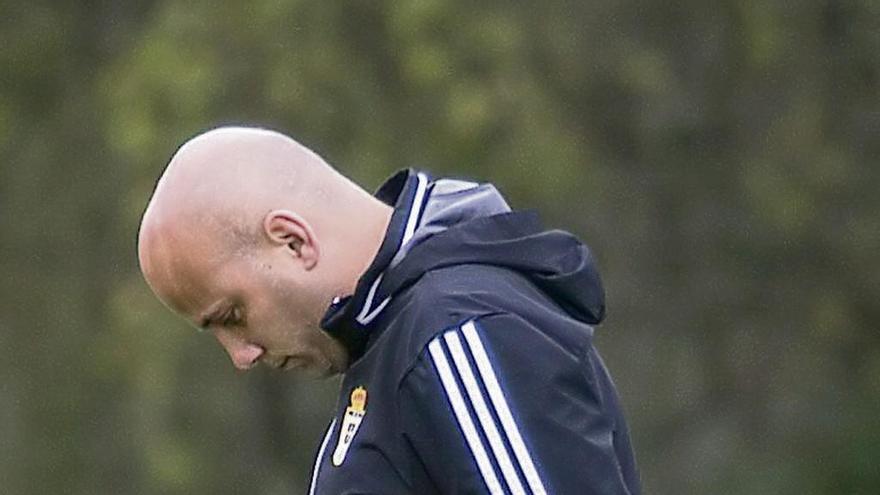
[268,272,320,322]
[248,285,305,336]
[246,258,322,338]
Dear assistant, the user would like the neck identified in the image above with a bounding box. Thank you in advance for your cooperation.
[339,196,393,297]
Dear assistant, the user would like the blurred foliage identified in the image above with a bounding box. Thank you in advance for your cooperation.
[1,0,878,493]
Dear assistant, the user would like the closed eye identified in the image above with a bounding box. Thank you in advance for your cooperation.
[222,307,245,327]
[222,311,236,326]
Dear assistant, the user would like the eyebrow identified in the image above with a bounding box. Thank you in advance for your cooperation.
[197,300,229,330]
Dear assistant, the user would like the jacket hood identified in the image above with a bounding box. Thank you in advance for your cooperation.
[321,169,605,360]
[384,209,606,326]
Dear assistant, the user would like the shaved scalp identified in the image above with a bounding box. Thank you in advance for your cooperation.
[144,127,335,247]
[137,126,378,309]
[136,126,392,375]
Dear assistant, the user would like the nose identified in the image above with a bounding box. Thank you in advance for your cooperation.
[214,329,265,370]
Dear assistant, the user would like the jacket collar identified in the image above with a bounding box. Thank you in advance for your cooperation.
[320,168,431,362]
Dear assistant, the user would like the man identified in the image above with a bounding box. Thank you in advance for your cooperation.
[138,126,640,494]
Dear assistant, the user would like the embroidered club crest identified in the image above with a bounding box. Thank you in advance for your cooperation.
[332,386,367,466]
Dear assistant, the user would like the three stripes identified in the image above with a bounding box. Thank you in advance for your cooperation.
[428,320,547,495]
[309,320,548,495]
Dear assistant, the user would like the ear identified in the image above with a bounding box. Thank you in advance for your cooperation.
[262,210,320,270]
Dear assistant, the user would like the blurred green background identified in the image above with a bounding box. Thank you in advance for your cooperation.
[1,1,878,493]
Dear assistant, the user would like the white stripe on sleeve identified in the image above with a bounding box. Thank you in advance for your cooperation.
[444,330,527,495]
[461,320,548,495]
[428,338,504,495]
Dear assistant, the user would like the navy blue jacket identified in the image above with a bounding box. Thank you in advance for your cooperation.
[309,169,640,494]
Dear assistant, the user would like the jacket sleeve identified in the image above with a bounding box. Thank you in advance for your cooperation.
[398,312,638,495]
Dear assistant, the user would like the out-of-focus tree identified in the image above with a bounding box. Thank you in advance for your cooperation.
[0,1,877,493]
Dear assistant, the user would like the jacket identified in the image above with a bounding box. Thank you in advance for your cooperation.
[309,169,640,494]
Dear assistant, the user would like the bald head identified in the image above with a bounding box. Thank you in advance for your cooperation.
[140,128,310,301]
[142,127,335,246]
[137,126,392,373]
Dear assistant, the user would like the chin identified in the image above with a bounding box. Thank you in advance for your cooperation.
[311,361,343,379]
[291,356,342,379]
[315,370,341,380]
